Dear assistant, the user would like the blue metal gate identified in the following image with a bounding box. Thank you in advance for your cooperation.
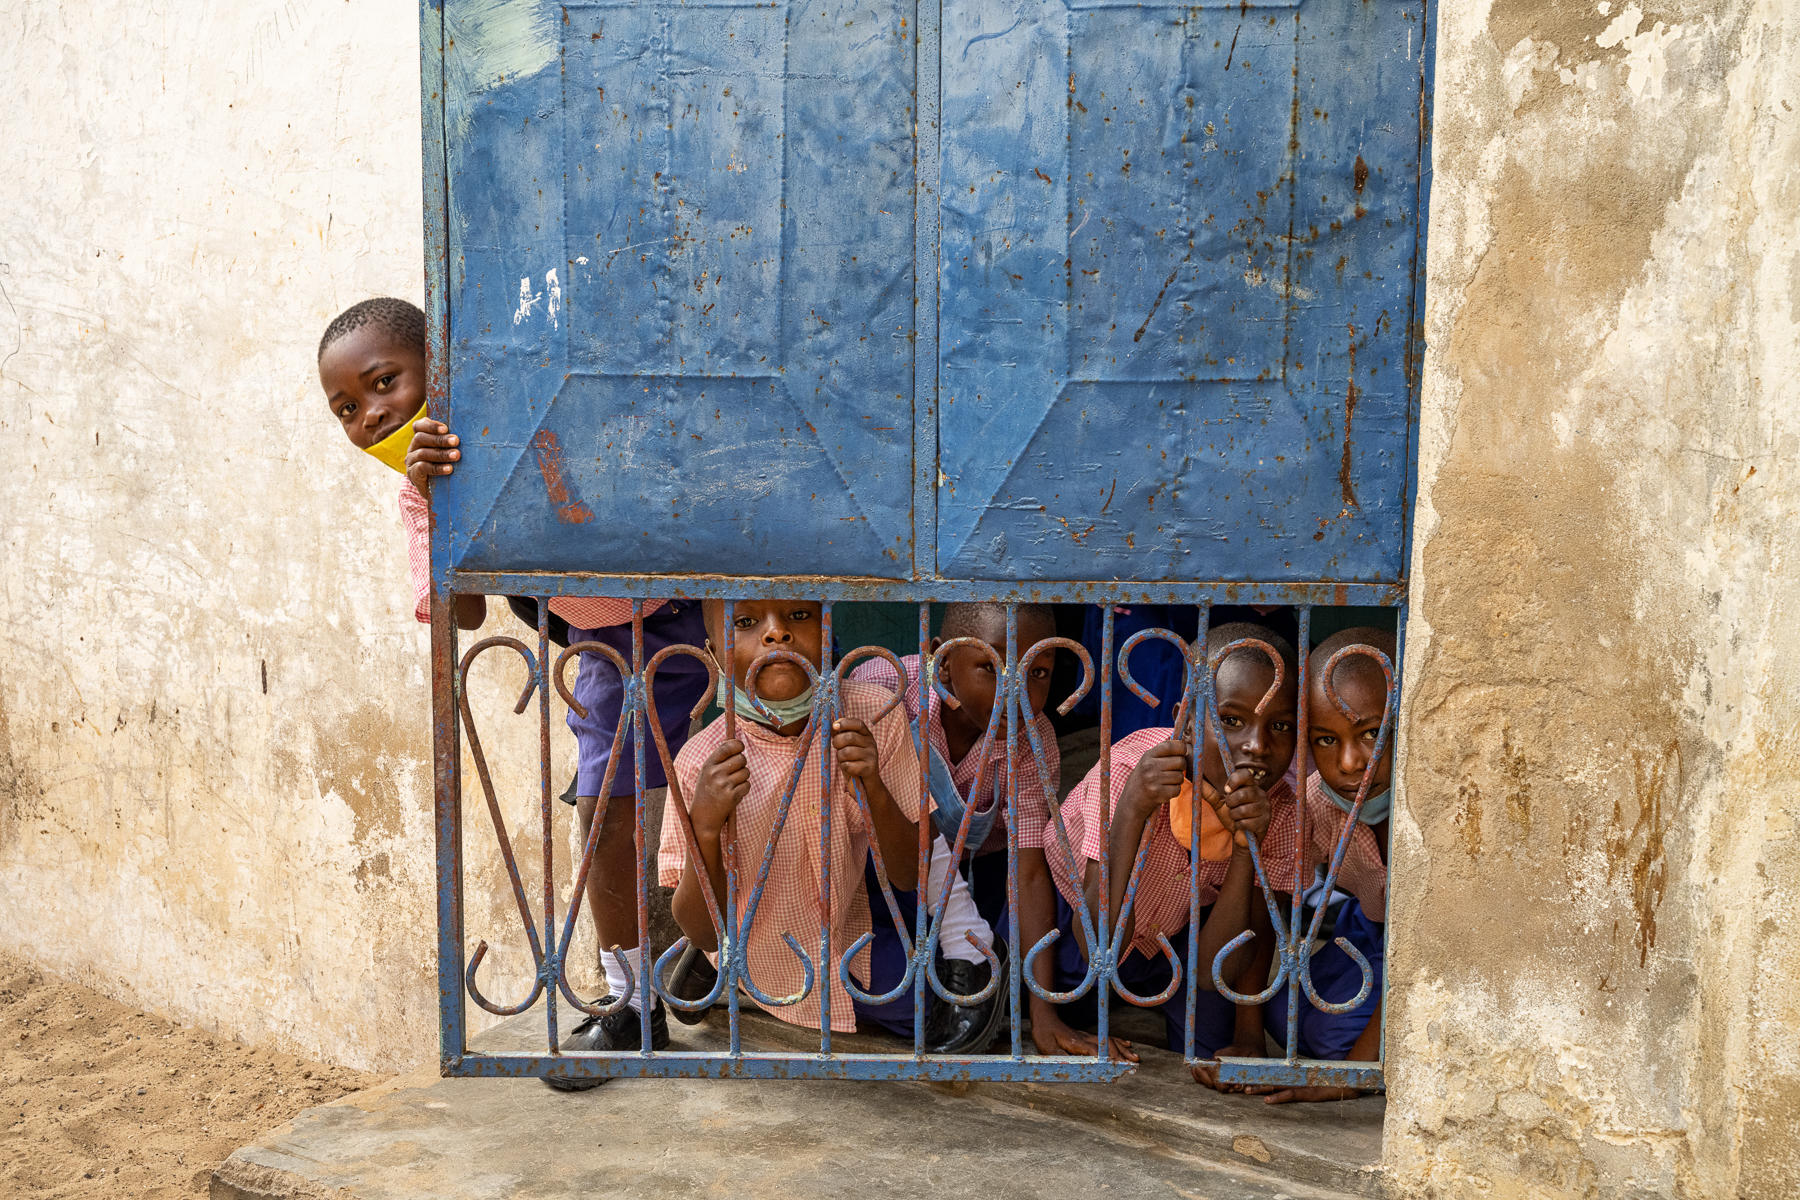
[422,0,1432,1086]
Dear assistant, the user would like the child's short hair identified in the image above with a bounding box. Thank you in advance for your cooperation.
[1207,620,1298,678]
[1308,626,1396,693]
[317,297,426,361]
[940,601,1054,642]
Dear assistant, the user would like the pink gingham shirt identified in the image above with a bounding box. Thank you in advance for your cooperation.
[1301,773,1388,922]
[1045,727,1303,958]
[658,680,928,1032]
[399,480,662,627]
[849,653,1060,852]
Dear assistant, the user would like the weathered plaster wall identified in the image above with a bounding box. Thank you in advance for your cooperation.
[1391,0,1799,1196]
[0,2,577,1072]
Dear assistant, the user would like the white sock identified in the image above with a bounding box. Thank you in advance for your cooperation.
[601,945,649,1011]
[927,836,993,965]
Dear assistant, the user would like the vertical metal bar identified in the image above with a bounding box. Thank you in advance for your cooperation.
[539,601,557,1052]
[1094,606,1114,1059]
[911,0,941,579]
[1182,603,1202,1064]
[723,599,742,1057]
[419,0,463,1075]
[913,601,931,1056]
[818,599,835,1052]
[1194,600,1215,1051]
[634,606,651,1054]
[1289,605,1312,1064]
[1003,606,1022,1057]
[1382,600,1408,1067]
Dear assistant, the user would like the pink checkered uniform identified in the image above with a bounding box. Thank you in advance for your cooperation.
[658,680,928,1032]
[400,481,661,627]
[849,653,1060,852]
[1300,773,1388,922]
[1044,727,1303,958]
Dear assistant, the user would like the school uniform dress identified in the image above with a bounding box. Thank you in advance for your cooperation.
[400,481,707,798]
[850,654,1060,926]
[1263,773,1388,1060]
[1043,727,1303,1055]
[657,680,929,1034]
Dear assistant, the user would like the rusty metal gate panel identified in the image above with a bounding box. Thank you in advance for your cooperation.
[421,0,1433,1087]
[937,0,1419,582]
[439,0,920,579]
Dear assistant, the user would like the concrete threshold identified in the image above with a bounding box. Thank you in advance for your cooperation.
[214,1007,1384,1200]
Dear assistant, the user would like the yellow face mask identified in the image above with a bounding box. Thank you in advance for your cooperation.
[362,403,427,473]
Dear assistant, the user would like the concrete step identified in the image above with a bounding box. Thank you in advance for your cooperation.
[214,1007,1384,1200]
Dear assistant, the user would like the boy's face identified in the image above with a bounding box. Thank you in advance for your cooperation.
[709,599,823,702]
[1203,649,1298,788]
[939,613,1055,734]
[319,325,426,451]
[1307,658,1391,797]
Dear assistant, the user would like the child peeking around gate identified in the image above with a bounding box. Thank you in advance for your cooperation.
[318,297,484,631]
[849,602,1060,1055]
[1237,625,1395,1104]
[319,297,709,1087]
[1042,623,1302,1067]
[662,599,949,1040]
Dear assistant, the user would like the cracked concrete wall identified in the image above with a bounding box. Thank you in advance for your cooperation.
[1389,0,1799,1196]
[0,2,577,1073]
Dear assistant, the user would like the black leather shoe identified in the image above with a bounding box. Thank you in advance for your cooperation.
[666,945,718,1026]
[541,999,671,1092]
[926,942,1008,1055]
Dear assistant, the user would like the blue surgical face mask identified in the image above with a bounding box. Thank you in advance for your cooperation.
[1317,775,1392,826]
[716,673,815,729]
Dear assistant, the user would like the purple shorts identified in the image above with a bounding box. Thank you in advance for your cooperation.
[564,601,711,800]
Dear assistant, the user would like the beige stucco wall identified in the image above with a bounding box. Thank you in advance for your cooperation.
[2,0,1796,1192]
[0,2,574,1073]
[1389,0,1799,1196]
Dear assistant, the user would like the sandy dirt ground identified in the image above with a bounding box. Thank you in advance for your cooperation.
[0,953,380,1198]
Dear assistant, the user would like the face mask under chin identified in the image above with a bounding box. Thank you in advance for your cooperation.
[715,673,815,728]
[1317,775,1393,826]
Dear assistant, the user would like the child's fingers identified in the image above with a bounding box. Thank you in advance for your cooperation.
[1221,766,1264,795]
[411,418,450,435]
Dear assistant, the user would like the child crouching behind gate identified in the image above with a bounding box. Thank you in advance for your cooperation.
[1041,623,1302,1066]
[660,599,942,1039]
[1241,626,1395,1104]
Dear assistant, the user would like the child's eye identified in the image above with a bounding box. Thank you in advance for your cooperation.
[1029,667,1051,680]
[1361,729,1381,743]
[733,616,756,630]
[1220,714,1242,728]
[977,662,996,675]
[1271,720,1293,733]
[339,402,357,418]
[1314,733,1338,747]
[374,375,395,391]
[788,609,814,622]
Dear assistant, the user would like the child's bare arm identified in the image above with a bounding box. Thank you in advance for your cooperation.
[1244,1002,1381,1104]
[832,717,919,891]
[402,418,484,629]
[1104,739,1188,943]
[1192,767,1273,984]
[1027,849,1139,1062]
[669,740,749,953]
[1192,898,1276,1090]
